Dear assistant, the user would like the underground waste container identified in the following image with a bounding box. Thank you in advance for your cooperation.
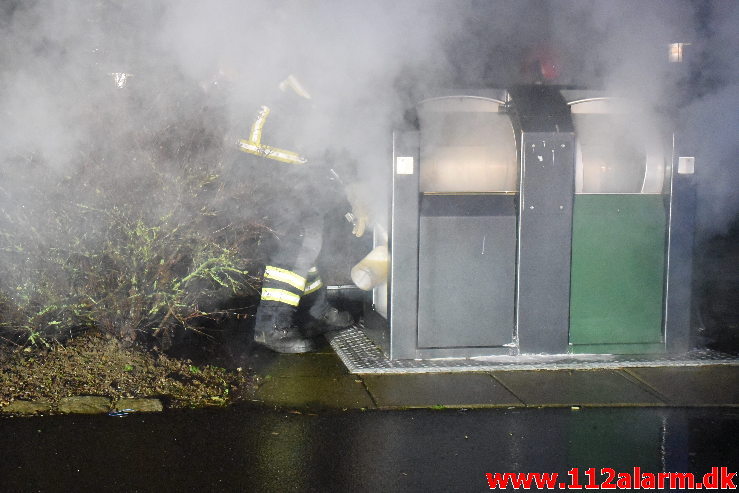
[357,87,694,360]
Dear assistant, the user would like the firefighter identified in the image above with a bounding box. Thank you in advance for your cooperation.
[229,74,367,353]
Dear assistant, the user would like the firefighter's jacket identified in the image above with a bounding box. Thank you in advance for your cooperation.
[230,90,342,222]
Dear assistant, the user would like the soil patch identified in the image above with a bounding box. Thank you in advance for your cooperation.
[0,331,255,411]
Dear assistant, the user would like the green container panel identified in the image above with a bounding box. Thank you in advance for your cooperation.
[569,195,667,354]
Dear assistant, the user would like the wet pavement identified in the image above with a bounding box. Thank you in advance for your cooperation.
[3,341,738,492]
[1,406,737,492]
[1,344,737,492]
[2,333,737,492]
[245,341,739,410]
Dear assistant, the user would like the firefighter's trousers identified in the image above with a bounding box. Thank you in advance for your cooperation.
[254,210,331,335]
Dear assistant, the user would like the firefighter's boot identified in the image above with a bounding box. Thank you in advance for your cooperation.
[302,287,354,337]
[254,303,318,354]
[303,306,354,338]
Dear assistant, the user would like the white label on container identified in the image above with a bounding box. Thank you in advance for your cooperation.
[678,156,695,174]
[396,156,414,175]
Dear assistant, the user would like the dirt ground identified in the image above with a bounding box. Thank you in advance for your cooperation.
[0,330,255,410]
[0,213,368,412]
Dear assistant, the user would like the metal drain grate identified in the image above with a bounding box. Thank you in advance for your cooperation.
[327,324,739,374]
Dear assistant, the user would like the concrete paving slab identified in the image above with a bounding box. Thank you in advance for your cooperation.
[255,353,348,378]
[492,369,665,407]
[625,366,739,405]
[58,396,113,414]
[1,400,53,415]
[307,336,336,354]
[113,398,164,413]
[363,373,523,408]
[255,375,375,410]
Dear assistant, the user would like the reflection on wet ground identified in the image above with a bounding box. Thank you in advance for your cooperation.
[1,406,737,492]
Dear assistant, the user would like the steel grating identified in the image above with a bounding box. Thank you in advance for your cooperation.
[327,324,739,374]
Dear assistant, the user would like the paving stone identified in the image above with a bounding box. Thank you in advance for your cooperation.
[492,369,665,406]
[58,396,112,414]
[114,398,164,413]
[363,373,523,408]
[1,400,53,415]
[626,366,739,405]
[311,336,335,354]
[255,375,374,409]
[246,341,344,376]
[256,353,349,378]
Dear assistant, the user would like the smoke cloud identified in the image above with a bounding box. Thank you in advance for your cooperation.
[2,1,735,216]
[0,0,736,341]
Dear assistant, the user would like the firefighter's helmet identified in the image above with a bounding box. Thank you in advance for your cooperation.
[522,45,561,83]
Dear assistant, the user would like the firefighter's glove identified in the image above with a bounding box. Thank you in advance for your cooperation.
[345,184,370,238]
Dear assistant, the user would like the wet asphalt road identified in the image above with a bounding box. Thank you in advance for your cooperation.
[1,406,737,492]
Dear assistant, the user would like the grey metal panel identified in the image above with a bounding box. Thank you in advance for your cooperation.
[388,131,420,360]
[364,220,391,355]
[362,301,390,355]
[417,196,516,348]
[414,346,514,359]
[517,132,575,353]
[664,152,696,353]
[506,86,574,133]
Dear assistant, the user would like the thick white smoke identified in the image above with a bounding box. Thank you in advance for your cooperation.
[156,0,456,188]
[3,1,734,218]
[0,0,736,343]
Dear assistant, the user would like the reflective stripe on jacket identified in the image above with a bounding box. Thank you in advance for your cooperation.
[238,105,308,165]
